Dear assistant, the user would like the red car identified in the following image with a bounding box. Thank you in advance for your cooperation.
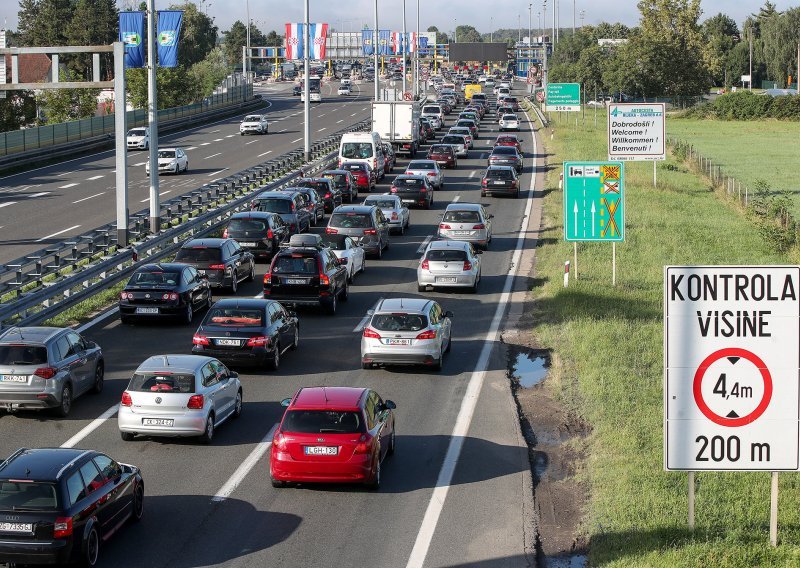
[341,162,377,192]
[494,134,523,154]
[427,144,457,169]
[381,143,397,173]
[270,386,397,489]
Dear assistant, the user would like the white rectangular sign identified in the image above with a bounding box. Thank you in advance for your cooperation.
[607,103,665,161]
[665,266,800,471]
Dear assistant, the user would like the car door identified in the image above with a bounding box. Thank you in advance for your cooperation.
[200,362,224,421]
[481,206,493,237]
[92,455,130,528]
[271,215,289,245]
[64,332,94,394]
[369,391,392,459]
[227,241,244,282]
[77,459,116,538]
[273,303,294,347]
[375,210,390,244]
[209,360,235,419]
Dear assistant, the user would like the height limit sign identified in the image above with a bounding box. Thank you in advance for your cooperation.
[664,266,800,471]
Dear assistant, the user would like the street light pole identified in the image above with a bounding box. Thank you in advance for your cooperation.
[749,26,753,91]
[490,17,493,43]
[580,9,585,28]
[303,0,310,162]
[454,19,457,43]
[528,4,532,46]
[415,0,420,99]
[245,0,250,81]
[373,0,379,101]
[146,0,160,234]
[573,0,576,35]
[518,14,521,44]
[402,0,407,96]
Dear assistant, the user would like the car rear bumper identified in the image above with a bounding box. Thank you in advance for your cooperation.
[361,351,439,366]
[0,538,71,564]
[120,304,185,318]
[483,185,518,195]
[118,410,207,436]
[270,452,372,483]
[437,231,489,246]
[192,346,270,366]
[0,392,58,410]
[417,271,477,287]
[268,295,332,310]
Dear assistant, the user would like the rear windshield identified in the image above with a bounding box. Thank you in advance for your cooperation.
[394,178,424,188]
[282,410,364,434]
[365,198,396,209]
[254,199,292,214]
[175,247,221,263]
[341,142,374,159]
[297,180,328,192]
[329,213,372,228]
[502,114,518,120]
[128,270,182,286]
[227,219,267,233]
[323,173,348,186]
[205,307,264,326]
[422,106,440,114]
[426,249,467,261]
[371,313,428,332]
[272,255,318,274]
[441,136,464,145]
[505,97,518,103]
[128,372,195,393]
[407,161,434,170]
[457,121,474,128]
[0,481,58,511]
[486,168,514,179]
[0,345,48,366]
[320,235,348,250]
[342,163,367,173]
[493,147,517,155]
[443,210,481,223]
[430,146,452,154]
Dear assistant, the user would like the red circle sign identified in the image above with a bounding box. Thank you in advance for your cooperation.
[692,347,772,427]
[536,91,545,102]
[403,91,412,101]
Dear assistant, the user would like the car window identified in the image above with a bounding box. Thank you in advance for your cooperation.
[175,247,222,263]
[486,169,515,179]
[209,360,227,380]
[272,255,318,274]
[320,234,347,250]
[371,313,428,332]
[443,210,481,223]
[426,248,467,262]
[364,394,377,430]
[128,372,196,393]
[128,269,181,286]
[54,336,73,361]
[228,219,267,233]
[0,480,58,510]
[202,363,218,387]
[79,460,104,494]
[182,270,193,286]
[407,161,434,170]
[254,198,293,214]
[282,410,364,433]
[66,332,85,353]
[206,307,264,326]
[330,212,372,228]
[0,344,48,365]
[430,304,441,325]
[93,455,122,480]
[66,472,87,506]
[341,142,374,159]
[366,199,397,209]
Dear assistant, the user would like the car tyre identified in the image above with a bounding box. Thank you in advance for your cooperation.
[92,362,104,394]
[271,475,286,488]
[183,302,193,325]
[290,326,299,350]
[230,274,238,294]
[232,390,243,419]
[366,457,381,490]
[199,414,215,444]
[341,281,349,302]
[267,341,281,370]
[432,349,443,372]
[348,266,354,284]
[83,526,100,567]
[247,262,255,282]
[327,294,337,315]
[54,384,72,418]
[387,428,396,456]
[120,431,135,442]
[131,483,144,522]
[417,283,426,292]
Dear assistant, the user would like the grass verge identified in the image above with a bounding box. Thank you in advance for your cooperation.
[531,111,800,566]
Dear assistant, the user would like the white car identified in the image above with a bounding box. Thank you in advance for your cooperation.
[145,147,188,176]
[405,159,444,190]
[240,114,269,135]
[301,91,322,102]
[417,239,481,292]
[499,114,520,131]
[363,194,410,235]
[338,85,352,96]
[126,127,149,150]
[320,234,366,283]
[439,134,469,158]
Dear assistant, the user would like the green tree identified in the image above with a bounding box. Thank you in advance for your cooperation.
[702,13,740,87]
[760,7,800,87]
[126,65,200,109]
[264,30,282,47]
[65,0,119,78]
[0,92,38,131]
[169,1,218,67]
[17,0,73,46]
[222,20,267,69]
[455,25,482,43]
[189,47,229,96]
[37,69,101,123]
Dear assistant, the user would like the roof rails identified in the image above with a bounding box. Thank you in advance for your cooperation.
[0,448,28,471]
[279,233,328,251]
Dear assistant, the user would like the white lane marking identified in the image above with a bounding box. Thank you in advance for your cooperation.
[185,146,198,151]
[258,150,273,157]
[210,129,220,133]
[337,119,344,123]
[213,138,224,142]
[469,171,477,178]
[405,111,538,568]
[280,128,287,133]
[36,225,81,241]
[0,202,17,209]
[73,192,105,204]
[226,134,236,138]
[211,423,279,502]
[353,297,384,333]
[86,175,104,181]
[245,140,259,145]
[77,306,119,333]
[351,112,358,116]
[206,152,222,159]
[61,404,120,449]
[139,190,173,203]
[416,235,433,255]
[318,127,327,132]
[208,168,229,177]
[291,137,302,143]
[318,113,326,117]
[200,142,211,146]
[58,183,78,189]
[27,192,51,199]
[134,161,146,166]
[451,195,460,202]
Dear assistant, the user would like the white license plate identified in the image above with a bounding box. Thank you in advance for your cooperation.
[0,522,33,533]
[143,418,174,426]
[0,375,28,383]
[215,339,241,346]
[452,231,472,236]
[436,277,459,283]
[135,307,159,314]
[385,338,411,345]
[304,446,339,456]
[494,181,506,185]
[286,278,308,285]
[239,242,256,247]
[402,199,416,204]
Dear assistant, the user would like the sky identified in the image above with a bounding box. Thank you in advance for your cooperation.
[1,1,797,37]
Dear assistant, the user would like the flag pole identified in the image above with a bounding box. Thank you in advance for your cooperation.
[303,0,311,162]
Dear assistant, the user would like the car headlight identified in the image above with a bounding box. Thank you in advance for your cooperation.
[169,160,177,166]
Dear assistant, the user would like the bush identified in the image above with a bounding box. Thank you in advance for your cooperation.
[679,91,800,121]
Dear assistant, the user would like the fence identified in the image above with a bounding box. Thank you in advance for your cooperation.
[0,84,253,156]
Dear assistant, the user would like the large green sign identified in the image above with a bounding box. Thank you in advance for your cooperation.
[563,162,625,242]
[546,83,581,112]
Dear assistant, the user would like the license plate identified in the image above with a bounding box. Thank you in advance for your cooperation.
[436,277,459,283]
[197,270,206,275]
[304,446,338,456]
[135,307,159,314]
[286,278,308,285]
[239,242,256,247]
[215,339,241,347]
[0,522,32,533]
[402,199,415,204]
[0,375,28,383]
[143,418,174,426]
[386,338,411,345]
[494,181,506,185]
[452,231,471,236]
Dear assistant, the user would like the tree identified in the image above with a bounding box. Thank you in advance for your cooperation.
[0,92,38,131]
[702,13,740,86]
[190,47,229,97]
[222,20,267,69]
[17,0,73,46]
[454,25,482,43]
[265,30,282,47]
[126,66,200,109]
[37,69,100,123]
[760,7,800,87]
[66,0,119,78]
[169,1,218,67]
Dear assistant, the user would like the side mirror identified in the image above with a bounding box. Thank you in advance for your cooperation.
[338,257,348,265]
[280,398,292,407]
[475,249,483,254]
[228,371,239,380]
[444,310,454,319]
[488,214,494,219]
[384,400,397,410]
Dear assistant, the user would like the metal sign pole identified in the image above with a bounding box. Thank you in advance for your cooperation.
[373,0,379,102]
[688,472,695,529]
[770,471,779,546]
[113,41,129,247]
[573,242,578,280]
[147,0,160,234]
[612,242,616,286]
[303,0,311,162]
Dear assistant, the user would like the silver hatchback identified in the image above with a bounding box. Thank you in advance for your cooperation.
[118,354,242,444]
[438,203,494,249]
[418,240,482,292]
[0,327,104,417]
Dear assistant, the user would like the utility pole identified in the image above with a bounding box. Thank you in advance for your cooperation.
[373,0,379,101]
[415,0,420,99]
[749,25,753,91]
[797,43,799,91]
[146,0,160,234]
[573,0,576,35]
[518,14,521,44]
[580,10,585,28]
[454,19,457,43]
[552,0,555,45]
[245,0,250,81]
[303,0,310,162]
[490,17,494,43]
[402,0,407,96]
[543,0,547,41]
[528,4,532,46]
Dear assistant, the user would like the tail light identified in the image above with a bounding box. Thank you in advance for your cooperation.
[222,228,229,238]
[372,158,377,170]
[364,229,377,235]
[362,328,381,339]
[426,172,436,177]
[416,329,437,340]
[421,259,430,270]
[273,431,287,450]
[391,212,399,220]
[54,517,73,539]
[120,391,132,407]
[192,334,209,346]
[263,272,272,285]
[320,274,330,286]
[34,367,57,380]
[187,394,204,410]
[439,223,451,230]
[473,224,485,230]
[209,264,225,270]
[246,336,270,347]
[390,187,398,193]
[120,291,133,300]
[162,292,178,300]
[267,229,274,239]
[290,203,296,211]
[463,260,472,271]
[420,188,427,193]
[325,192,332,199]
[326,227,338,234]
[512,180,518,188]
[481,179,488,186]
[354,434,373,454]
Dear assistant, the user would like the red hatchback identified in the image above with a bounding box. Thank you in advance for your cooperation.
[341,162,377,192]
[270,386,397,489]
[427,144,458,169]
[494,134,523,154]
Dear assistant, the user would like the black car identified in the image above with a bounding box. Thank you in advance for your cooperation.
[0,448,143,567]
[321,169,358,202]
[264,234,349,315]
[391,174,434,209]
[174,238,256,293]
[250,191,312,235]
[292,85,302,96]
[293,187,326,225]
[119,262,212,324]
[223,212,289,261]
[481,165,520,198]
[294,177,343,213]
[191,298,299,370]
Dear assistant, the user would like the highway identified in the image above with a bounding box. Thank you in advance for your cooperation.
[0,84,541,567]
[0,81,371,265]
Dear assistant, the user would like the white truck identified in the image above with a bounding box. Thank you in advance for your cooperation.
[371,101,420,157]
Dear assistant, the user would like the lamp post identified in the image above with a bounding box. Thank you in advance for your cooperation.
[518,14,521,44]
[245,0,250,82]
[373,0,379,101]
[402,0,407,96]
[579,9,585,28]
[528,4,532,46]
[303,0,310,162]
[454,19,457,43]
[146,0,159,234]
[573,0,576,34]
[415,0,420,99]
[490,17,494,43]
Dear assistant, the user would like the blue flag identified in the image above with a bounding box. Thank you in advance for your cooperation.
[419,36,429,55]
[156,10,183,67]
[119,11,145,68]
[362,29,374,56]
[378,30,391,56]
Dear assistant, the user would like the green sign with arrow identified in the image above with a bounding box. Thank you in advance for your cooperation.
[563,161,625,242]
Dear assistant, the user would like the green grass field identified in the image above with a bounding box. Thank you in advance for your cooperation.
[668,118,800,217]
[531,111,800,566]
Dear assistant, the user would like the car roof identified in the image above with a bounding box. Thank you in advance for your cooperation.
[427,239,471,250]
[182,238,229,248]
[207,298,273,310]
[333,205,376,214]
[137,262,189,271]
[0,448,95,482]
[408,159,436,165]
[136,354,214,374]
[291,386,367,410]
[230,211,274,219]
[376,297,433,314]
[444,202,482,211]
[487,165,515,171]
[255,191,297,199]
[0,327,64,344]
[394,174,426,181]
[322,169,349,175]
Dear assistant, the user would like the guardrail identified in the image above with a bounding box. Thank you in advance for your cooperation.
[0,119,370,329]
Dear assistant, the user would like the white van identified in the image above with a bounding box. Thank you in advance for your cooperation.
[421,104,444,130]
[338,132,386,179]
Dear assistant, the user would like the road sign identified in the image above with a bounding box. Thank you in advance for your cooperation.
[664,266,800,471]
[607,103,666,161]
[536,90,545,103]
[563,162,624,242]
[545,82,580,112]
[0,30,5,99]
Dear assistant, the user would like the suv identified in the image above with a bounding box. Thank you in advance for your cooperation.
[0,448,143,566]
[251,191,312,235]
[223,212,289,261]
[174,238,255,293]
[264,234,350,314]
[326,205,390,258]
[0,327,104,417]
[321,169,359,202]
[239,114,269,135]
[294,178,343,213]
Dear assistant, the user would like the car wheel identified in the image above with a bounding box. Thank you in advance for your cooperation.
[445,334,452,353]
[515,188,520,198]
[183,302,193,325]
[267,342,281,370]
[387,428,396,456]
[131,482,144,522]
[206,291,213,310]
[247,262,255,282]
[361,361,371,369]
[360,258,366,273]
[271,475,286,488]
[366,457,381,490]
[398,223,405,236]
[199,414,215,444]
[230,274,238,294]
[290,326,299,350]
[120,431,135,442]
[92,362,104,394]
[348,266,354,284]
[84,526,100,567]
[232,389,243,419]
[341,281,349,302]
[240,132,245,136]
[470,277,479,293]
[375,244,382,260]
[120,314,133,325]
[327,294,337,315]
[432,349,443,372]
[417,283,426,292]
[425,198,432,210]
[55,384,72,418]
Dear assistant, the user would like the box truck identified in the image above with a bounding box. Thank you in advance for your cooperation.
[371,101,420,157]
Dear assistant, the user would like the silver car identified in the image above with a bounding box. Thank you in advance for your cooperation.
[499,113,520,131]
[0,327,104,417]
[118,354,242,443]
[439,134,469,158]
[363,194,410,235]
[405,159,444,190]
[240,114,269,135]
[418,240,482,292]
[145,147,188,175]
[321,233,366,283]
[360,298,453,372]
[438,203,493,249]
[448,127,473,148]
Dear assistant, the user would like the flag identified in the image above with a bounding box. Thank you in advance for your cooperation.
[362,29,374,56]
[156,10,183,67]
[391,32,403,54]
[419,35,429,55]
[378,30,391,55]
[119,11,145,68]
[285,23,328,60]
[407,32,417,53]
[285,23,303,60]
[309,23,329,59]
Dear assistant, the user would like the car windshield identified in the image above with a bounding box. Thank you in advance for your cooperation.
[282,410,364,434]
[443,210,481,223]
[365,199,396,209]
[330,213,372,228]
[371,313,428,332]
[128,129,145,137]
[227,219,267,233]
[128,270,182,286]
[342,163,367,173]
[244,115,262,122]
[272,255,318,274]
[157,150,176,159]
[408,161,434,170]
[175,247,222,263]
[205,307,264,326]
[0,481,58,511]
[341,142,374,159]
[0,344,48,365]
[486,169,514,179]
[254,199,292,214]
[128,372,195,393]
[426,248,467,261]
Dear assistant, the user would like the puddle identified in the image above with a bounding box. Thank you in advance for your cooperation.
[545,555,588,568]
[510,350,550,388]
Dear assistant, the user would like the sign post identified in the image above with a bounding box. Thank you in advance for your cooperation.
[545,82,580,112]
[607,103,665,187]
[665,266,800,544]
